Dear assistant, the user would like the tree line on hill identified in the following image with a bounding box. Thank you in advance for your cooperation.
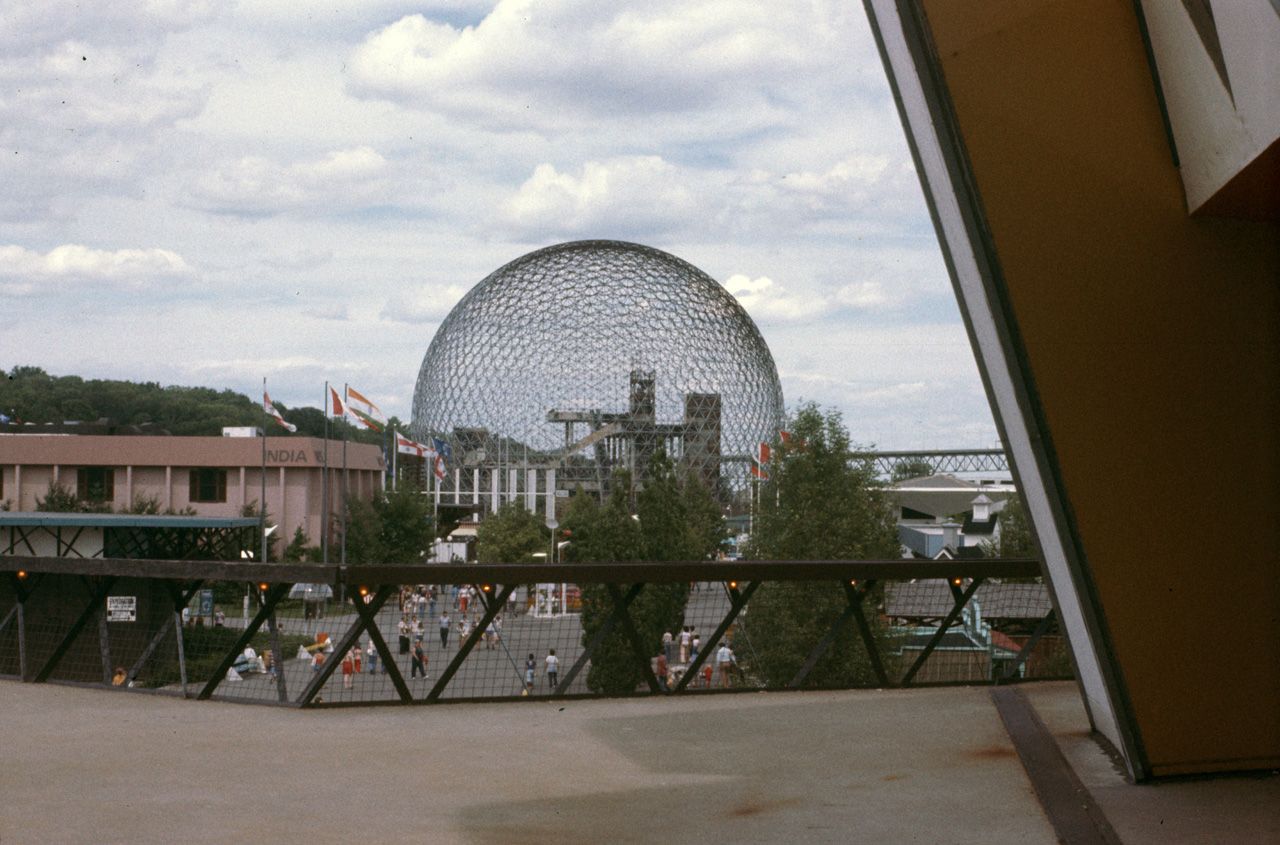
[1,365,392,444]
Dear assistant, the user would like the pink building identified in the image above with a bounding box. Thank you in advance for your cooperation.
[0,432,386,551]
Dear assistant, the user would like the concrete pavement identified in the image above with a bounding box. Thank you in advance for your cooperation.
[0,681,1274,843]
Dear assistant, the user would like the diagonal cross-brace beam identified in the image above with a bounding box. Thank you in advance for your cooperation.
[554,582,644,696]
[351,586,413,702]
[427,583,515,702]
[674,581,759,693]
[789,580,884,688]
[900,578,984,686]
[196,581,291,700]
[606,583,662,693]
[296,584,397,707]
[33,575,118,683]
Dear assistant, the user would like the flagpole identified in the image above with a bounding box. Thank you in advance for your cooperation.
[341,384,348,568]
[392,428,398,492]
[261,377,268,565]
[322,381,329,566]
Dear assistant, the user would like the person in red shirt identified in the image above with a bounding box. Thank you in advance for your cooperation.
[656,652,670,691]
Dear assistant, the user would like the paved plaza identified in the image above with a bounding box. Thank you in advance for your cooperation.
[1,680,1274,843]
[201,585,737,703]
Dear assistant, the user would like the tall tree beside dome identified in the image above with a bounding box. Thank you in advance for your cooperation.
[571,450,714,695]
[744,403,900,687]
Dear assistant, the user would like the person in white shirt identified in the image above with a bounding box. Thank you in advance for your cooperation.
[545,649,560,689]
[716,644,734,687]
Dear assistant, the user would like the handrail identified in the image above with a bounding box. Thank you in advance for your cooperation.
[0,555,1043,584]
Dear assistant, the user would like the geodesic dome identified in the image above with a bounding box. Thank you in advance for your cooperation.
[411,240,783,505]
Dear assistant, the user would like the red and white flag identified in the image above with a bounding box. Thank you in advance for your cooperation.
[328,386,345,417]
[433,454,446,481]
[395,430,435,459]
[264,392,297,432]
[751,441,770,479]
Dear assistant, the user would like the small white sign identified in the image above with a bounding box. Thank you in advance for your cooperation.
[555,489,570,498]
[107,596,136,623]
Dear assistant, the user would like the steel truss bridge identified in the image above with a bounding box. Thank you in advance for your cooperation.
[855,449,1009,476]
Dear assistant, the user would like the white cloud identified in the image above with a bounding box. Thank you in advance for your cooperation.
[0,244,191,295]
[836,281,889,310]
[495,156,697,240]
[347,1,869,133]
[188,146,390,215]
[381,284,468,324]
[724,274,834,323]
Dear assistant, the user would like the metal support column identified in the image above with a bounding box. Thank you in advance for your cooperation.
[126,582,203,686]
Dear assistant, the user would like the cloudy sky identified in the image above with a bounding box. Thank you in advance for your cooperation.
[1,0,998,451]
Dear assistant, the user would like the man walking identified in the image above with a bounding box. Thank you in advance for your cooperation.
[545,649,560,689]
[717,643,735,687]
[411,640,427,679]
[439,611,451,648]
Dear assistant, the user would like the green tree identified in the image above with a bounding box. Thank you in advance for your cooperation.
[282,526,320,562]
[35,483,90,513]
[682,475,727,560]
[576,455,703,695]
[983,494,1037,559]
[240,501,281,561]
[476,502,548,564]
[340,483,435,565]
[890,456,935,482]
[341,494,383,564]
[374,482,435,564]
[744,403,900,688]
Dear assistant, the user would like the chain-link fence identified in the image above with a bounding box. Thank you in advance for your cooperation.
[0,560,1067,707]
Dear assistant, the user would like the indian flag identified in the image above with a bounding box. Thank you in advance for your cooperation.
[264,392,297,432]
[345,386,387,431]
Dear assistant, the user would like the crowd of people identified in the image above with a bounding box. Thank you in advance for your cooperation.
[303,583,745,696]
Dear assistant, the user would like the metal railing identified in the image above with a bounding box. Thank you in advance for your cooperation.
[0,556,1065,707]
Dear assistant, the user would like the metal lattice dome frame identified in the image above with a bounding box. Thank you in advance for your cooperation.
[412,240,783,508]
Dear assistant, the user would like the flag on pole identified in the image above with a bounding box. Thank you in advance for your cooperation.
[779,430,792,447]
[433,454,446,481]
[328,386,345,417]
[264,392,297,432]
[395,430,435,459]
[751,441,770,479]
[345,386,387,431]
[431,437,453,463]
